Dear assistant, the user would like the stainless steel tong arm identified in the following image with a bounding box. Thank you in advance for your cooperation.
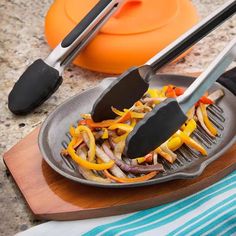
[144,0,236,74]
[45,0,123,74]
[177,37,236,113]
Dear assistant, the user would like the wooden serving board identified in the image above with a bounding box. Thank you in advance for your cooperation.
[3,128,236,221]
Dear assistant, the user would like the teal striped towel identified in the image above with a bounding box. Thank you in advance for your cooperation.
[18,171,236,236]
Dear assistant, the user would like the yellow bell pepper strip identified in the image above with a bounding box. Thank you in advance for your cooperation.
[125,110,145,119]
[160,86,168,97]
[111,107,132,123]
[111,106,124,116]
[183,119,197,136]
[186,106,195,121]
[200,103,218,136]
[101,128,108,139]
[75,125,96,162]
[111,122,134,143]
[167,136,183,151]
[69,126,83,148]
[130,118,137,127]
[147,88,158,98]
[177,130,207,155]
[180,124,186,131]
[69,126,76,136]
[108,123,133,132]
[103,169,157,183]
[67,139,114,170]
[155,147,175,163]
[113,133,128,143]
[168,119,197,152]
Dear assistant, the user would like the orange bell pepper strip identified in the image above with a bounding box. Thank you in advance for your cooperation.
[85,109,131,128]
[113,133,129,143]
[174,87,185,96]
[116,111,131,123]
[103,169,157,183]
[166,85,177,98]
[67,139,114,170]
[195,96,214,107]
[200,103,218,136]
[177,130,207,155]
[85,119,116,128]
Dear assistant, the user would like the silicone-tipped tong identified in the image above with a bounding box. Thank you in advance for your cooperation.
[125,37,236,158]
[8,0,123,115]
[91,0,236,122]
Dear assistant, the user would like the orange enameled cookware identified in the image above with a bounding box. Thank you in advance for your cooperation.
[45,0,199,73]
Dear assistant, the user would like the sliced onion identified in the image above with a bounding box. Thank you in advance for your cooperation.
[207,89,224,103]
[82,133,126,178]
[160,142,177,163]
[102,143,164,174]
[75,149,111,183]
[196,106,214,137]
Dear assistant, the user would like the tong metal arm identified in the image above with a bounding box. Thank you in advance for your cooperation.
[45,0,124,74]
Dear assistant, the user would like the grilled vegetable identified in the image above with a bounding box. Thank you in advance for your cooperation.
[63,85,224,184]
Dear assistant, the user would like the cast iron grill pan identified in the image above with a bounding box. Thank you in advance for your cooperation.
[38,74,236,188]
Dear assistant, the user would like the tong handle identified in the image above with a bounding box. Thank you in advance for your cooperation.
[61,0,113,48]
[178,37,236,113]
[45,0,121,73]
[145,0,236,73]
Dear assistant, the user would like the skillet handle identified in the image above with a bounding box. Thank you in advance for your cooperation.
[217,66,236,96]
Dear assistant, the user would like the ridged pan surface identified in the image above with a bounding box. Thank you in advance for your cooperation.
[38,74,236,188]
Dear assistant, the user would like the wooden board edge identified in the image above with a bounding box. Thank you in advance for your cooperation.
[34,161,236,221]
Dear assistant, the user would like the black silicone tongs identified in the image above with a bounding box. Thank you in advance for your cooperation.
[8,0,124,115]
[125,37,236,158]
[91,0,236,122]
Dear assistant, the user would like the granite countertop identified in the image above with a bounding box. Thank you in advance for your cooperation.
[0,0,235,235]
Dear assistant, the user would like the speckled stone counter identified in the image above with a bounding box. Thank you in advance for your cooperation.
[0,0,235,235]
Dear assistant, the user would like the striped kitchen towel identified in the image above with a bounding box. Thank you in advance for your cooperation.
[18,171,236,236]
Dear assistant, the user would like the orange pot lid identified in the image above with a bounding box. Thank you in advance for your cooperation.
[45,0,199,74]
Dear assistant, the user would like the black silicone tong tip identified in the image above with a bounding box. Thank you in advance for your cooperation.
[217,66,236,96]
[8,59,62,115]
[124,98,187,158]
[91,65,153,122]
